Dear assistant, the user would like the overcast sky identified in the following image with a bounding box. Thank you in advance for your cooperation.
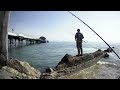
[8,11,120,42]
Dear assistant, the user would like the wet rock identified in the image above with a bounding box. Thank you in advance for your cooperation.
[40,71,58,79]
[97,49,102,52]
[103,53,109,58]
[104,47,115,53]
[40,73,53,79]
[45,68,54,73]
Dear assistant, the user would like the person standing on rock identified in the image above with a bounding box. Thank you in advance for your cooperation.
[75,29,84,56]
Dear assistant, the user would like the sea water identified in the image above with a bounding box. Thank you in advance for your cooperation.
[8,41,120,76]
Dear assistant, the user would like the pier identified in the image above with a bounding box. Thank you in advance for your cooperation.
[8,32,46,48]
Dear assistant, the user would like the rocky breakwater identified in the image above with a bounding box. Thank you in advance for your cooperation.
[0,58,41,79]
[41,49,108,79]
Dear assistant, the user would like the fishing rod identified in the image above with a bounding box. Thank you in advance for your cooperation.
[68,11,120,59]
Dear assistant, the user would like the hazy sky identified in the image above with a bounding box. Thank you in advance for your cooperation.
[8,11,120,42]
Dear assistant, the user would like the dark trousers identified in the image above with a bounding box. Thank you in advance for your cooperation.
[77,47,83,56]
[76,41,83,56]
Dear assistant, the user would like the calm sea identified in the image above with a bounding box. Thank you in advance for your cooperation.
[8,41,120,73]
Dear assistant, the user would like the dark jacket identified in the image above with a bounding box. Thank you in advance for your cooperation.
[75,32,84,42]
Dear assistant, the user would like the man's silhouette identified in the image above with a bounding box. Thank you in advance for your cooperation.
[75,29,84,56]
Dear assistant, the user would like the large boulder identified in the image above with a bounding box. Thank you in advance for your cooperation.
[1,58,41,79]
[55,50,105,70]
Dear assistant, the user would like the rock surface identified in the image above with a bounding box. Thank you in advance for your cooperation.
[41,50,107,79]
[55,50,104,70]
[0,58,41,79]
[0,68,13,79]
[59,60,120,79]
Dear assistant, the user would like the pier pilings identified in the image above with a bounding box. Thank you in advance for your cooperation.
[8,34,43,47]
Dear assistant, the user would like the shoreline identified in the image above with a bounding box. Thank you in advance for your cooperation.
[1,49,120,79]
